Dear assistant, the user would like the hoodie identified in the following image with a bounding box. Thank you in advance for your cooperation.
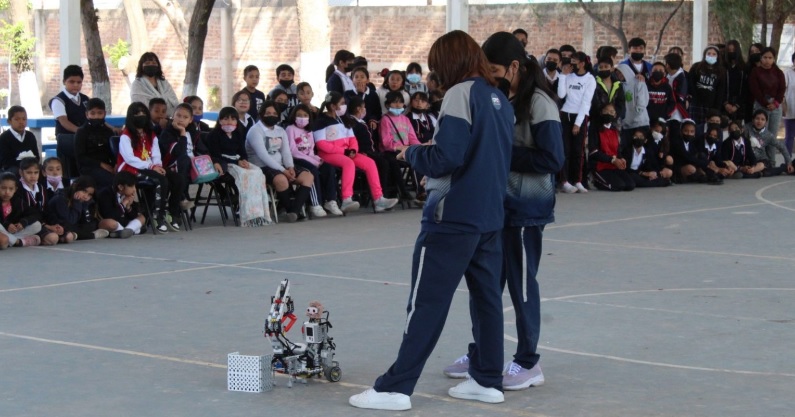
[617,64,650,129]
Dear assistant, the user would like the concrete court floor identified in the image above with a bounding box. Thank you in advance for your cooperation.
[1,175,794,417]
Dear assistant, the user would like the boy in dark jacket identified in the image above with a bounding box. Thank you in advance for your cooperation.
[0,106,39,174]
[75,98,116,188]
[646,62,676,123]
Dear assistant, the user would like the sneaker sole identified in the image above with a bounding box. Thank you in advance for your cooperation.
[349,398,411,411]
[504,376,545,391]
[448,389,504,403]
[443,370,469,379]
[341,205,359,213]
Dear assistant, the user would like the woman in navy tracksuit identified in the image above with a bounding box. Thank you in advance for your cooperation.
[479,32,564,390]
[349,31,515,411]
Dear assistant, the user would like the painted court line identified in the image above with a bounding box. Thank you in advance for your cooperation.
[555,299,782,323]
[755,180,795,213]
[0,331,550,417]
[542,287,795,302]
[545,238,795,262]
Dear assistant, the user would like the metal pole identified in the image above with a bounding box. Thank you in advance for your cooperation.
[692,0,709,65]
[59,0,82,71]
[446,0,469,33]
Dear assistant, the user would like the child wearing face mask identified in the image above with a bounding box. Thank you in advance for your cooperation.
[722,120,765,178]
[648,119,675,172]
[346,97,394,201]
[622,129,672,187]
[744,109,793,175]
[687,46,726,124]
[671,119,707,182]
[117,102,184,233]
[696,127,731,184]
[589,104,635,191]
[377,70,411,117]
[75,98,116,188]
[15,157,63,246]
[0,172,41,248]
[286,104,339,217]
[184,96,211,133]
[646,63,676,124]
[381,91,421,201]
[47,175,110,240]
[313,92,399,213]
[404,62,429,96]
[270,90,292,124]
[268,64,300,109]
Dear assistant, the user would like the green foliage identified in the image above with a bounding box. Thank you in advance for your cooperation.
[0,0,10,11]
[714,0,754,49]
[103,38,130,69]
[0,21,35,73]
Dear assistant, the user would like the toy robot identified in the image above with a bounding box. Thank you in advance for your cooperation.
[264,279,341,388]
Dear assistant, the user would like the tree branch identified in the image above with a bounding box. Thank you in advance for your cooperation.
[578,0,628,53]
[151,0,189,57]
[654,0,685,57]
[618,0,626,31]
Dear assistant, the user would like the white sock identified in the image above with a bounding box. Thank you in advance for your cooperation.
[114,224,124,232]
[126,219,143,235]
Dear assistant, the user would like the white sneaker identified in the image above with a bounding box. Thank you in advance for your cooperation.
[309,205,327,218]
[323,200,343,216]
[340,198,360,213]
[448,377,504,403]
[574,182,588,193]
[93,229,110,239]
[443,354,470,378]
[374,196,399,212]
[561,182,577,194]
[502,361,545,391]
[349,388,411,411]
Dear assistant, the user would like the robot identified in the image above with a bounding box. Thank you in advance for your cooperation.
[264,279,341,388]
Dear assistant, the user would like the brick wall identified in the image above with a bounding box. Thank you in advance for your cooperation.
[1,2,724,114]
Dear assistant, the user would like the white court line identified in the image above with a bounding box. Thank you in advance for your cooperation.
[556,299,782,323]
[542,287,795,302]
[755,180,795,213]
[0,331,551,417]
[548,197,795,230]
[545,238,795,262]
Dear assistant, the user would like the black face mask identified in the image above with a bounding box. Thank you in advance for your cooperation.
[729,130,742,140]
[631,138,645,148]
[631,52,645,61]
[650,71,665,82]
[750,53,762,63]
[682,134,695,142]
[431,101,442,113]
[601,114,616,125]
[262,116,280,127]
[597,70,612,79]
[274,102,288,114]
[87,118,105,127]
[706,136,718,145]
[728,51,738,61]
[131,115,148,129]
[545,61,558,72]
[142,65,159,78]
[278,79,293,89]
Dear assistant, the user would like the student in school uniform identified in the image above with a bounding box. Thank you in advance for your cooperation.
[0,172,41,248]
[74,98,116,189]
[670,119,707,183]
[0,106,39,175]
[723,121,765,178]
[622,130,672,187]
[16,157,62,245]
[96,171,146,238]
[589,104,635,191]
[49,65,89,136]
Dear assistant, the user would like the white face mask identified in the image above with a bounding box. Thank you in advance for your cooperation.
[335,105,347,117]
[295,117,309,128]
[651,131,664,142]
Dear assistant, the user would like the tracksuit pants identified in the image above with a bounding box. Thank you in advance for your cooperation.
[373,230,505,396]
[321,152,383,201]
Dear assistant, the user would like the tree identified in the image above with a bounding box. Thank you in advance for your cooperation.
[578,0,684,59]
[151,0,216,98]
[768,0,795,53]
[714,0,754,50]
[80,0,112,113]
[296,0,331,101]
[0,0,42,117]
[121,0,150,76]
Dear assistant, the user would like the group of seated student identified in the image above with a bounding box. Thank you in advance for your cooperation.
[529,32,795,193]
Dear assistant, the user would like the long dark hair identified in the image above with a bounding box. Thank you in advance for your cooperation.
[694,46,724,75]
[481,31,558,123]
[428,30,496,90]
[210,106,239,136]
[67,175,96,209]
[325,50,355,82]
[319,91,353,128]
[725,40,746,68]
[125,102,153,150]
[381,70,406,91]
[286,104,315,127]
[135,52,164,79]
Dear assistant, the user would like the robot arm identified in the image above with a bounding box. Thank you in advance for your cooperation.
[265,279,297,336]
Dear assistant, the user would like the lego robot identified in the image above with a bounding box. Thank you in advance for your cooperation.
[264,279,341,388]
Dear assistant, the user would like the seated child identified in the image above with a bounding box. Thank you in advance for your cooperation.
[722,121,765,178]
[285,104,339,217]
[670,119,707,183]
[405,62,429,96]
[268,64,300,109]
[0,105,39,174]
[232,90,255,133]
[345,67,382,129]
[117,102,183,233]
[0,172,42,248]
[346,97,392,198]
[148,98,168,137]
[270,90,291,123]
[75,98,116,188]
[744,109,793,175]
[312,92,398,213]
[38,157,74,244]
[184,95,211,133]
[589,104,635,191]
[245,100,314,223]
[96,171,145,238]
[207,107,272,226]
[16,157,69,246]
[158,103,198,210]
[296,82,320,117]
[648,118,674,170]
[621,129,671,187]
[696,127,730,184]
[380,91,421,200]
[407,91,437,144]
[49,65,89,136]
[47,175,110,240]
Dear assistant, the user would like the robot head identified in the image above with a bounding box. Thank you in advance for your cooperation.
[306,300,324,320]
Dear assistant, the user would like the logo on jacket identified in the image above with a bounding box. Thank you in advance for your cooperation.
[491,93,502,110]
